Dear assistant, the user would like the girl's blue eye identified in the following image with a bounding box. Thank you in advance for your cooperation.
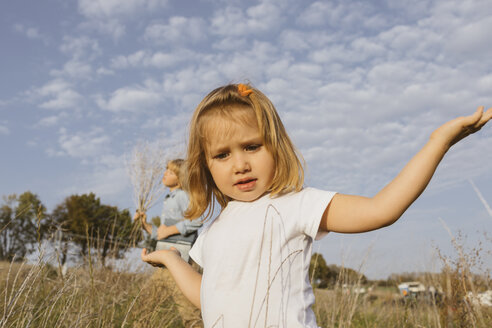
[214,153,228,160]
[245,144,261,151]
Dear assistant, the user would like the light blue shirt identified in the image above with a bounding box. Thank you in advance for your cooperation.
[151,188,202,243]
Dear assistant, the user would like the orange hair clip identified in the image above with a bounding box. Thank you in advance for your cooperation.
[238,83,253,97]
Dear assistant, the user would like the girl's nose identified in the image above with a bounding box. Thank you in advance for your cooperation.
[233,153,250,173]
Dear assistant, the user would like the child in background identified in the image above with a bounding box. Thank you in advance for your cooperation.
[141,83,491,327]
[136,158,203,326]
[135,159,201,262]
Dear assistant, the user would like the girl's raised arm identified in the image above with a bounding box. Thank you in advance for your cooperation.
[320,106,492,234]
[141,248,202,308]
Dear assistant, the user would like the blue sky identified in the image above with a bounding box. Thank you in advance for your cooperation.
[1,0,492,279]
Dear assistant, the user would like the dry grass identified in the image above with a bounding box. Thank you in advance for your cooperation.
[0,259,185,328]
[2,223,491,328]
[312,230,492,328]
[2,252,491,328]
[313,283,492,327]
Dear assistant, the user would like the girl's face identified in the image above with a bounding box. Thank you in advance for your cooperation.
[205,115,275,202]
[162,167,179,190]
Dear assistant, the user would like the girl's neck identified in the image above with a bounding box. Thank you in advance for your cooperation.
[231,190,271,203]
[169,185,180,192]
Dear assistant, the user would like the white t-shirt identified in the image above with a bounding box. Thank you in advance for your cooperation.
[189,188,336,328]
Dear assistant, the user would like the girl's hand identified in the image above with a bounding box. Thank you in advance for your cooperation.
[141,247,181,268]
[133,211,146,222]
[157,224,179,239]
[430,106,492,149]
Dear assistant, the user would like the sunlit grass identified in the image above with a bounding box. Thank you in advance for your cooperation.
[1,230,491,327]
[0,258,184,328]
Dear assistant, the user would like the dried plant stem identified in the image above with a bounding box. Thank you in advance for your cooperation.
[127,141,166,215]
[126,141,167,246]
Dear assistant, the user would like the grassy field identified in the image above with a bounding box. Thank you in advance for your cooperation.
[314,286,492,327]
[0,260,187,327]
[2,258,492,328]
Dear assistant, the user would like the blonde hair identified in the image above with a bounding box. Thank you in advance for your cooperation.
[167,158,185,188]
[185,83,304,220]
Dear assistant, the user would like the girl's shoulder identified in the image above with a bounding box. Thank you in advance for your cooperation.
[270,187,338,215]
[226,187,335,210]
[174,188,189,200]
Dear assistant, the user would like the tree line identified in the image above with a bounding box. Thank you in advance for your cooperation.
[0,191,138,265]
[309,252,368,289]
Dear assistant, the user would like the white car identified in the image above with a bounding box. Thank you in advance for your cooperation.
[398,281,426,297]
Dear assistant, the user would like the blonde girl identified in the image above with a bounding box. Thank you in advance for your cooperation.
[142,83,492,328]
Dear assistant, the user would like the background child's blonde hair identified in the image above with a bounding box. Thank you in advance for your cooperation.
[185,83,304,220]
[167,158,185,188]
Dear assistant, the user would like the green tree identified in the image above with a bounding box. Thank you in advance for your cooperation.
[0,191,46,261]
[48,193,135,265]
[309,253,367,289]
[151,215,161,228]
[310,253,338,288]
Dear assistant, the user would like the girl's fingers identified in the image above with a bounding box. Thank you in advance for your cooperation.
[464,106,492,131]
[169,246,181,256]
[473,107,492,129]
[482,107,492,123]
[466,106,484,127]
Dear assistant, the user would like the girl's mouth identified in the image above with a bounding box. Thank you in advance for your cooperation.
[235,178,257,191]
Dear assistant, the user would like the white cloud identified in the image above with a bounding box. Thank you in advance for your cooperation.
[385,0,432,21]
[211,2,283,36]
[50,59,93,79]
[211,36,248,51]
[110,49,195,69]
[13,23,49,44]
[79,19,126,40]
[77,0,168,39]
[296,1,332,27]
[279,30,310,51]
[0,122,9,135]
[36,115,64,127]
[96,80,163,112]
[96,67,114,76]
[297,1,386,31]
[148,51,190,68]
[478,74,492,95]
[59,36,101,60]
[144,17,207,45]
[445,16,492,62]
[40,36,101,80]
[111,50,147,68]
[57,127,111,158]
[78,0,168,20]
[161,67,221,109]
[213,40,280,79]
[34,79,84,110]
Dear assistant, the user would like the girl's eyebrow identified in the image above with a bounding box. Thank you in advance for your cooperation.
[209,145,228,154]
[239,136,263,147]
[208,136,262,155]
[206,140,229,155]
